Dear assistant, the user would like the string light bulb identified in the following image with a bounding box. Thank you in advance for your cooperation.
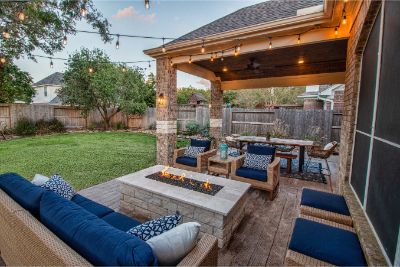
[145,0,150,9]
[88,67,93,73]
[162,38,166,53]
[297,35,301,44]
[342,14,347,25]
[268,37,272,49]
[122,66,127,72]
[2,28,10,39]
[0,55,6,64]
[148,61,151,68]
[237,45,241,53]
[63,35,68,45]
[222,66,228,72]
[80,4,87,17]
[335,27,339,36]
[170,60,174,67]
[234,46,239,56]
[116,34,120,49]
[201,40,205,53]
[210,54,214,62]
[221,51,224,61]
[189,56,192,64]
[50,58,54,68]
[298,58,304,64]
[17,12,25,21]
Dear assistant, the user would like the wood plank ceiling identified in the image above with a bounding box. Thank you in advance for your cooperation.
[194,39,348,81]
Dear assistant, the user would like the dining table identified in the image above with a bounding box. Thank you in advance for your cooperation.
[233,136,314,172]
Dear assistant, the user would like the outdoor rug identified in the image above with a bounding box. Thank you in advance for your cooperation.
[280,158,327,184]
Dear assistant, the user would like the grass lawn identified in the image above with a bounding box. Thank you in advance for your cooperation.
[0,132,156,190]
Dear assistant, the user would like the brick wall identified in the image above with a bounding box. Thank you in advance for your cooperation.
[333,91,344,112]
[303,99,323,110]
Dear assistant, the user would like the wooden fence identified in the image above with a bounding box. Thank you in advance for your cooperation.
[1,103,342,142]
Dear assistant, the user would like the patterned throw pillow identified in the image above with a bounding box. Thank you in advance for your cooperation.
[127,213,182,241]
[41,174,76,200]
[228,148,240,157]
[243,153,272,170]
[184,146,205,158]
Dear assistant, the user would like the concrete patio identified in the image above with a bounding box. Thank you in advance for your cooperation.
[75,156,339,266]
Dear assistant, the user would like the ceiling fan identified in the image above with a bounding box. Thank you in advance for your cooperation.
[246,58,261,71]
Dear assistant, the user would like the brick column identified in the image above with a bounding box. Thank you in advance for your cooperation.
[156,57,177,165]
[210,79,223,144]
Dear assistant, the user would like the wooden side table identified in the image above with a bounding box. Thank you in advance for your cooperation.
[208,155,236,178]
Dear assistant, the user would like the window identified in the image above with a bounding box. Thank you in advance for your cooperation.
[44,86,48,97]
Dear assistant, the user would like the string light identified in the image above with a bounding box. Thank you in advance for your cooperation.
[145,0,150,9]
[80,4,87,17]
[188,55,192,64]
[297,34,301,44]
[63,35,68,45]
[234,46,239,56]
[17,11,25,21]
[237,45,240,53]
[210,54,214,62]
[0,55,6,64]
[148,61,151,68]
[334,27,339,36]
[116,34,120,49]
[221,51,224,61]
[201,40,205,54]
[122,66,127,72]
[50,58,54,68]
[222,66,228,72]
[268,37,272,49]
[342,14,347,25]
[88,67,94,73]
[2,28,10,39]
[298,58,304,64]
[162,38,166,53]
[170,60,174,67]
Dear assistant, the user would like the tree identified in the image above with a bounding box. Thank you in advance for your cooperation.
[0,0,111,103]
[177,86,210,105]
[59,49,152,129]
[223,91,237,105]
[0,62,34,103]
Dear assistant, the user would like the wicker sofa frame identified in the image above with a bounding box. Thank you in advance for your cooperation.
[230,155,280,200]
[285,214,355,266]
[173,148,217,173]
[300,204,353,227]
[0,189,218,266]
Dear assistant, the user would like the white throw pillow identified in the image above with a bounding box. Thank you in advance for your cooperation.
[32,174,50,186]
[146,222,201,266]
[324,142,335,151]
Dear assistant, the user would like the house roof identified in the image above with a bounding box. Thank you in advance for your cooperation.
[33,72,64,87]
[171,0,324,44]
[49,96,62,105]
[298,84,344,98]
[190,93,207,102]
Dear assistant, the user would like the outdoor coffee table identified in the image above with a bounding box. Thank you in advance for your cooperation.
[208,154,237,178]
[117,165,250,248]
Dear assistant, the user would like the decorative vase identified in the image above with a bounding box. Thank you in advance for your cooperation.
[219,143,228,160]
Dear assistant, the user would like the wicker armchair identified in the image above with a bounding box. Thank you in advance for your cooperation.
[230,155,280,200]
[306,141,337,175]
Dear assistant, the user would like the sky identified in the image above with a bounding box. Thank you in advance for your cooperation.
[15,0,266,89]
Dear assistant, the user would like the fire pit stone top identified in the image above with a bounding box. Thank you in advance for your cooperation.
[117,165,251,216]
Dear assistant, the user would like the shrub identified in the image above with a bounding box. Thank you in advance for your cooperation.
[35,118,65,135]
[185,121,200,136]
[15,118,36,136]
[35,119,51,135]
[148,122,156,130]
[48,118,65,133]
[270,119,289,138]
[115,122,127,130]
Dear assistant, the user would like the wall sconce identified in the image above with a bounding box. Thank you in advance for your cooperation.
[158,93,166,107]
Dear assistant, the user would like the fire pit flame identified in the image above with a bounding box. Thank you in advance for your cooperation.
[203,179,212,190]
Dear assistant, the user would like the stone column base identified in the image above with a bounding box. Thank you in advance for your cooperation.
[156,120,177,165]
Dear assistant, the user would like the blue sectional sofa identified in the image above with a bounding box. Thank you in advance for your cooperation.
[0,173,218,266]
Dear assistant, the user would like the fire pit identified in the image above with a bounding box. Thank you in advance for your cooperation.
[145,166,223,196]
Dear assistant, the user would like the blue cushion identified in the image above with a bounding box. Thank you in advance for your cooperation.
[40,191,157,266]
[289,218,366,266]
[248,144,276,161]
[301,188,350,216]
[191,139,211,152]
[0,173,46,217]
[176,156,197,167]
[102,211,141,232]
[71,194,113,218]
[236,167,267,182]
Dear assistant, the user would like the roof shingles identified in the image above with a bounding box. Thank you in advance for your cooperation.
[171,0,323,44]
[33,72,64,87]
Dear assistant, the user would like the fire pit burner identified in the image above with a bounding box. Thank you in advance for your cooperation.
[145,167,223,196]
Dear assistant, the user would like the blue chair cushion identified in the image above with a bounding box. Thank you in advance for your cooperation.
[0,173,46,217]
[71,194,114,218]
[102,211,141,232]
[176,156,197,167]
[40,191,157,266]
[301,188,350,216]
[248,144,276,161]
[191,139,211,152]
[235,167,267,182]
[289,218,366,266]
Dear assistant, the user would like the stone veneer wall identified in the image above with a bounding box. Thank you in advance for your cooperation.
[209,80,223,145]
[155,57,177,165]
[303,99,324,110]
[119,183,248,248]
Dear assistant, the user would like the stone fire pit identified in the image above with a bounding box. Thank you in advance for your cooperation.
[118,165,250,248]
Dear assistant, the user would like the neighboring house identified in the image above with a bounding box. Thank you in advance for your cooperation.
[298,84,344,111]
[188,93,207,106]
[32,72,63,104]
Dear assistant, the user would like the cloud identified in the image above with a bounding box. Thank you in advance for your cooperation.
[113,6,156,23]
[196,79,210,88]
